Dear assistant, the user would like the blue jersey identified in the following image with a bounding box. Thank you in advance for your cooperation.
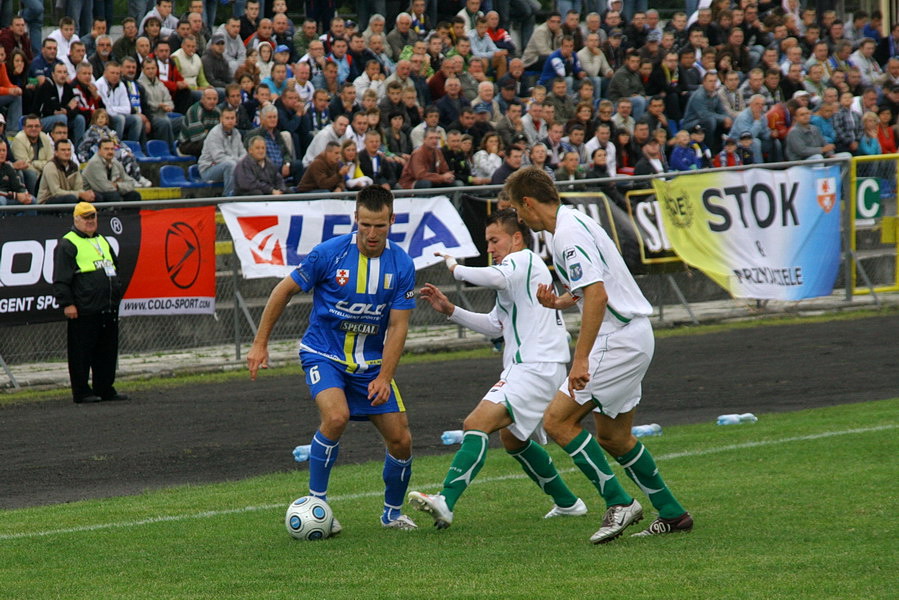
[290,233,416,373]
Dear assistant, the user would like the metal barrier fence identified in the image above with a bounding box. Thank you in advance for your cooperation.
[0,157,886,371]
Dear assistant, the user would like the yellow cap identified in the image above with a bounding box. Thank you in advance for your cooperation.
[73,202,97,217]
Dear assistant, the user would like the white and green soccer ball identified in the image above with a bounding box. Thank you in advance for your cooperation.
[285,496,333,540]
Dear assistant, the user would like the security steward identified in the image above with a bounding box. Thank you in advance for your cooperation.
[53,202,128,403]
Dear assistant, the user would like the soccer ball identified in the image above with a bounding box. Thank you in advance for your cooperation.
[285,496,334,540]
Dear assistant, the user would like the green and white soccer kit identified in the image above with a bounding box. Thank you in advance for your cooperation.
[449,248,570,441]
[551,205,655,418]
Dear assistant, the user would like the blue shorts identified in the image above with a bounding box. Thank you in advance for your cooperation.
[300,352,405,420]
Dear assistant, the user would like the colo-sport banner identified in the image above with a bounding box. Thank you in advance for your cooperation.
[221,197,480,278]
[0,207,216,325]
[652,165,841,300]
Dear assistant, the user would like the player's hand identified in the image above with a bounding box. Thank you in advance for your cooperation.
[368,376,392,406]
[536,283,557,308]
[567,357,590,399]
[247,343,269,381]
[433,251,457,271]
[419,282,454,316]
[64,305,78,319]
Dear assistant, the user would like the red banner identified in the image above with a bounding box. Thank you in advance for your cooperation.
[119,207,216,316]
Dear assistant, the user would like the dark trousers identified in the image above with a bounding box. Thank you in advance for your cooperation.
[95,190,142,203]
[67,311,119,401]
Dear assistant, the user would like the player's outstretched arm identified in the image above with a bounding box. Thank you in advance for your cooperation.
[421,283,503,337]
[247,275,302,380]
[369,307,411,405]
[568,281,607,398]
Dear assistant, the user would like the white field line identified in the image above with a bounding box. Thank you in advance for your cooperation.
[1,423,895,541]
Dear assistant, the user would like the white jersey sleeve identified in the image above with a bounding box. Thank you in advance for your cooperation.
[453,264,508,289]
[449,305,503,337]
[551,206,652,329]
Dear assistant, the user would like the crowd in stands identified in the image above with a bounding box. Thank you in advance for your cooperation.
[0,0,898,207]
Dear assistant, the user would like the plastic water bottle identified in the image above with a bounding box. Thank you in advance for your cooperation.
[441,430,464,445]
[716,413,759,425]
[292,444,312,462]
[631,423,663,437]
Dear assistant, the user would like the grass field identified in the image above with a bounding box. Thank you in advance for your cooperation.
[2,399,897,599]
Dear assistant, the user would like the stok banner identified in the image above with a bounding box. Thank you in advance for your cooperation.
[0,207,216,325]
[653,165,842,300]
[220,197,480,278]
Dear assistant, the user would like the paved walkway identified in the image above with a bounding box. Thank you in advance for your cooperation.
[5,290,896,391]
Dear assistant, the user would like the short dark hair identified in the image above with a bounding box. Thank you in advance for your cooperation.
[505,166,560,206]
[486,208,533,247]
[356,185,394,214]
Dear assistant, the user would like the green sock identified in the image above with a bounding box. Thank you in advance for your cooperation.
[508,440,579,508]
[616,441,686,519]
[440,430,489,511]
[563,430,632,508]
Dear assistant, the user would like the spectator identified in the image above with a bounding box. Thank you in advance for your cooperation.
[77,109,147,186]
[0,45,24,134]
[95,61,142,142]
[111,18,139,63]
[293,18,319,57]
[303,113,349,167]
[239,0,261,42]
[785,106,836,161]
[0,17,35,67]
[34,61,85,143]
[248,104,303,181]
[0,138,33,207]
[11,115,53,195]
[234,135,288,195]
[833,91,862,154]
[713,137,744,168]
[489,144,522,185]
[682,71,732,153]
[179,88,221,156]
[82,139,141,202]
[717,70,745,120]
[138,57,181,153]
[876,106,898,154]
[141,0,179,38]
[383,110,412,162]
[214,17,247,77]
[468,16,507,80]
[386,13,419,61]
[811,102,838,146]
[297,142,355,192]
[521,100,547,146]
[172,35,210,93]
[495,100,525,149]
[538,35,583,89]
[521,11,563,71]
[202,34,232,94]
[357,129,395,188]
[37,139,94,204]
[436,76,470,128]
[336,139,373,189]
[555,149,585,189]
[670,129,701,171]
[398,127,457,189]
[198,107,245,197]
[858,112,882,156]
[730,94,769,164]
[607,51,647,119]
[633,137,668,183]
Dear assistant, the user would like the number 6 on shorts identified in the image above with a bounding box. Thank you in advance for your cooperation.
[308,365,320,385]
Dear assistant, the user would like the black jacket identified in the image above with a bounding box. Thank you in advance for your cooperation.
[35,79,78,119]
[53,228,123,315]
[358,149,396,186]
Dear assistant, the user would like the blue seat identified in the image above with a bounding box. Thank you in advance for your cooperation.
[122,140,158,163]
[188,164,221,188]
[159,165,204,188]
[147,139,192,162]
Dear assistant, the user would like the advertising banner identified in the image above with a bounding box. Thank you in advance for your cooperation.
[220,197,480,278]
[0,207,215,325]
[652,165,842,300]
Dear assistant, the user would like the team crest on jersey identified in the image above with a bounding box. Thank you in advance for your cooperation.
[570,263,583,281]
[384,273,394,289]
[336,269,350,286]
[489,380,506,393]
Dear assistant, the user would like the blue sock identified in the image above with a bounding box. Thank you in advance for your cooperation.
[309,430,340,502]
[381,451,413,524]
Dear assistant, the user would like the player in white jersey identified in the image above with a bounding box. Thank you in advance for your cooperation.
[407,209,587,529]
[504,167,693,543]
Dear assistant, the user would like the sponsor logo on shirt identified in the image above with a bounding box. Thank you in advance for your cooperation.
[339,321,381,335]
[404,290,414,299]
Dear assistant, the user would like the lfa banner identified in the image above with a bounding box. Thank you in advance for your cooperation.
[653,165,841,300]
[220,197,480,278]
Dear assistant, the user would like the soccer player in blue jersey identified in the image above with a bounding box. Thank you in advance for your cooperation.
[248,186,419,532]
